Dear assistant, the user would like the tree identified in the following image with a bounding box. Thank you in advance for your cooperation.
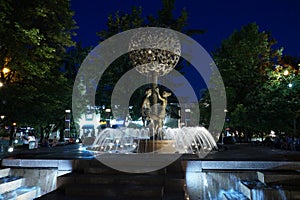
[211,23,282,139]
[63,43,92,81]
[255,55,300,136]
[0,0,77,130]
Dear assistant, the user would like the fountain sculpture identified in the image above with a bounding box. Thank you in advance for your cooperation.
[87,28,218,155]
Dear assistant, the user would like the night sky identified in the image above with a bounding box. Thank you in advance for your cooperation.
[71,0,300,57]
[70,0,300,99]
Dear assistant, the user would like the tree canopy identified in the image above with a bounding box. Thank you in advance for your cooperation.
[200,23,300,139]
[0,0,77,129]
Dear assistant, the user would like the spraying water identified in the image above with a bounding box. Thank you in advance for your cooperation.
[87,126,217,155]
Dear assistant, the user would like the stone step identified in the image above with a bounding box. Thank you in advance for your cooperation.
[0,176,24,194]
[57,173,185,199]
[164,177,185,193]
[162,193,186,200]
[83,166,166,177]
[257,171,300,185]
[0,168,10,179]
[1,186,41,200]
[163,171,186,199]
[73,157,174,174]
[163,189,186,200]
[83,166,126,175]
[64,183,163,199]
[239,180,300,200]
[59,172,164,186]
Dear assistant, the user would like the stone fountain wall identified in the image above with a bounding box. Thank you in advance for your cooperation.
[9,168,58,196]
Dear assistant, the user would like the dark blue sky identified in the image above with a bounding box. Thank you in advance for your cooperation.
[71,0,300,57]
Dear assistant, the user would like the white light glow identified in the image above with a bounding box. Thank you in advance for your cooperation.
[8,146,14,152]
[2,67,10,74]
[283,70,289,76]
[78,145,86,151]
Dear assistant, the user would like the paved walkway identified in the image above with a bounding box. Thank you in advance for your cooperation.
[204,143,300,161]
[1,144,93,160]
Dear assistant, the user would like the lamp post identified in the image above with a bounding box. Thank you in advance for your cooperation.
[105,108,111,128]
[65,109,71,138]
[9,122,16,146]
[222,109,229,144]
[0,66,10,120]
[185,108,191,127]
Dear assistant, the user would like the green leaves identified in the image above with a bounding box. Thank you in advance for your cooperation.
[0,0,77,129]
[212,22,287,136]
[14,24,44,45]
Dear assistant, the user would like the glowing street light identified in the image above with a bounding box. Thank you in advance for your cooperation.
[2,67,10,74]
[65,109,71,113]
[283,69,289,76]
[1,67,11,87]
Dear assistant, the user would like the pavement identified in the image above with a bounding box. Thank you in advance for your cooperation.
[1,143,300,161]
[204,143,300,161]
[1,143,94,160]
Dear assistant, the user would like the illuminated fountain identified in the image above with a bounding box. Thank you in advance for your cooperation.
[88,28,218,156]
[89,126,217,154]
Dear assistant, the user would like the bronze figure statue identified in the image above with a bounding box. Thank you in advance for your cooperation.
[141,88,152,127]
[142,87,171,137]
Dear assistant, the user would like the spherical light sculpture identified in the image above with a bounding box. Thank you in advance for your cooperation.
[129,29,181,76]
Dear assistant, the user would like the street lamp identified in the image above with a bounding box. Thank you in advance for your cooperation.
[222,108,228,144]
[105,109,111,127]
[65,109,71,138]
[2,67,10,74]
[184,108,191,127]
[1,65,10,125]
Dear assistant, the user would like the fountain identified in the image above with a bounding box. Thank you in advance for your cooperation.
[88,126,217,154]
[73,27,226,172]
[86,28,218,156]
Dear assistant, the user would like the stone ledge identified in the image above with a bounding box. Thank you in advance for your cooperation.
[1,159,73,171]
[185,161,300,172]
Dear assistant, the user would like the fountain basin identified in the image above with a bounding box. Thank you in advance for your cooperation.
[138,140,176,153]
